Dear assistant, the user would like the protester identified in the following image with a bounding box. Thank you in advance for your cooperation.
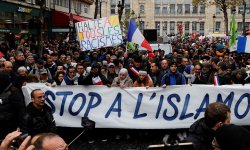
[161,61,186,87]
[54,71,65,86]
[23,89,56,136]
[185,102,231,150]
[0,72,26,139]
[0,129,34,150]
[33,133,68,150]
[112,68,133,88]
[78,63,110,86]
[133,70,153,88]
[214,124,250,150]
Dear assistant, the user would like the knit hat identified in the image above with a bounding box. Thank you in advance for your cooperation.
[216,44,224,50]
[169,61,177,67]
[138,70,147,76]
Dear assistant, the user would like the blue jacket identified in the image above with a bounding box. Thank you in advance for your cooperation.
[161,70,186,85]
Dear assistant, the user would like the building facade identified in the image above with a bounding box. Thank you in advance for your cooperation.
[90,0,250,37]
[0,0,94,42]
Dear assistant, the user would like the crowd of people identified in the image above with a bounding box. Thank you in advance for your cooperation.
[1,34,250,149]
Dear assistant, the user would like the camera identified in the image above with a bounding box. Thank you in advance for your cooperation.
[81,117,95,130]
[11,133,29,148]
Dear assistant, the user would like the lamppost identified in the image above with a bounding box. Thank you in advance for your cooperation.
[138,13,142,30]
[213,14,216,33]
[117,1,124,22]
[99,0,102,18]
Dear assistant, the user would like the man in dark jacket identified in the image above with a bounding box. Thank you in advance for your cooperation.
[0,72,26,139]
[185,102,231,150]
[78,63,110,86]
[161,61,186,87]
[23,89,56,136]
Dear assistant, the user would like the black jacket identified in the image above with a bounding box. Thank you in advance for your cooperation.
[23,103,56,136]
[185,118,214,150]
[78,73,110,85]
[0,84,26,139]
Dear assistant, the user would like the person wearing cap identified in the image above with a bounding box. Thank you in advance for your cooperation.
[133,70,153,88]
[29,58,52,81]
[78,63,110,86]
[161,61,186,87]
[106,63,118,83]
[112,68,133,88]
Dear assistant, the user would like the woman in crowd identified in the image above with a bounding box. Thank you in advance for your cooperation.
[54,71,65,86]
[133,70,153,88]
[112,68,133,88]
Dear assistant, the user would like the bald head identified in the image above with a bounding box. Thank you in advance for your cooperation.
[3,61,13,73]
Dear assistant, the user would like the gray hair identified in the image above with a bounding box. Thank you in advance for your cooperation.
[17,66,27,73]
[119,68,128,75]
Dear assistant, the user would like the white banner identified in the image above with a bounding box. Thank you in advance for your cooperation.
[22,84,250,129]
[75,15,123,51]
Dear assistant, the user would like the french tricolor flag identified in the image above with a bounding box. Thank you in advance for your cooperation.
[214,74,220,86]
[127,19,152,51]
[237,35,250,53]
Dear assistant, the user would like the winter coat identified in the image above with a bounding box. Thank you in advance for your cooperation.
[185,118,214,150]
[23,103,56,136]
[161,70,186,85]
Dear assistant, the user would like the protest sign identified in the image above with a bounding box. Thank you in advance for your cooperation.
[75,15,123,51]
[22,84,250,129]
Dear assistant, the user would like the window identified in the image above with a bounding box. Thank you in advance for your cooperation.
[246,7,250,14]
[163,21,167,34]
[200,22,204,35]
[170,21,175,34]
[155,0,161,4]
[125,0,130,14]
[155,21,160,36]
[170,4,175,14]
[216,6,220,14]
[84,5,88,14]
[200,5,205,14]
[162,5,167,14]
[192,22,197,31]
[192,6,197,14]
[215,21,221,31]
[140,5,145,14]
[238,7,244,14]
[237,22,243,31]
[110,0,116,14]
[185,4,190,14]
[185,21,189,34]
[155,4,161,15]
[75,2,81,14]
[162,0,167,4]
[177,4,183,14]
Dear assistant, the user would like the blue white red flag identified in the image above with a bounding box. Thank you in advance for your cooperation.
[127,19,152,51]
[237,35,250,53]
[214,74,220,86]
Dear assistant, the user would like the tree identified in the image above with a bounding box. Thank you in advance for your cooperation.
[36,0,46,57]
[192,0,243,35]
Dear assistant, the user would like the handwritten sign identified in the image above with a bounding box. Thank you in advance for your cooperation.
[75,16,123,51]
